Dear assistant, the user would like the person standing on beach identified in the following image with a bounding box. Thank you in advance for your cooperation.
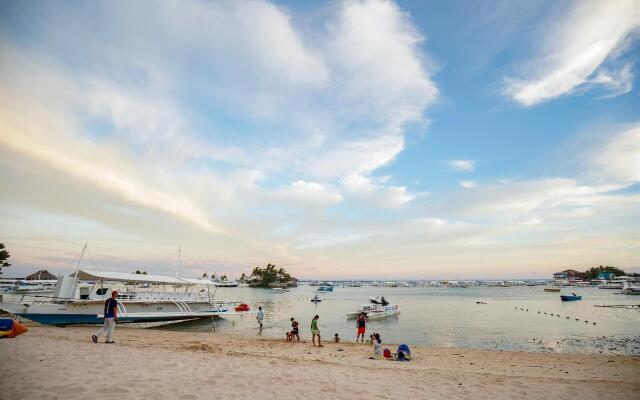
[356,312,368,342]
[92,290,118,344]
[256,306,264,332]
[290,317,300,342]
[311,315,322,347]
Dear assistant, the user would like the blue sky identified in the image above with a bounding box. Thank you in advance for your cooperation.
[0,0,638,279]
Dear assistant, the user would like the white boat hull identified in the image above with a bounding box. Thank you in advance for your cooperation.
[0,299,234,325]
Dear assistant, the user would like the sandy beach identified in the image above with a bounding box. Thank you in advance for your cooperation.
[1,324,639,400]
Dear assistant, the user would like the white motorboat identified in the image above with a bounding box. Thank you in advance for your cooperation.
[346,304,400,320]
[214,279,239,287]
[598,280,626,289]
[621,282,640,295]
[368,296,389,305]
[0,270,243,325]
[5,279,57,295]
[271,287,288,293]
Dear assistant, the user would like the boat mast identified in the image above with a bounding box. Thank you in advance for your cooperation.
[73,242,88,284]
[176,245,182,278]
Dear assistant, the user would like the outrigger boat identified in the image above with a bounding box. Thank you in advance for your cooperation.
[346,303,400,320]
[0,269,246,325]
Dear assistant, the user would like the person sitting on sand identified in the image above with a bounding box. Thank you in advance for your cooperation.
[366,334,373,345]
[373,333,382,356]
[285,331,293,342]
[334,333,340,343]
[311,315,322,347]
[92,290,118,344]
[290,317,300,342]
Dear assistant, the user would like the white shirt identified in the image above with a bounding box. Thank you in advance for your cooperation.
[373,341,382,356]
[257,309,264,321]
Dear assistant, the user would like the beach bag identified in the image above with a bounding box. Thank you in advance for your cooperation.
[383,348,392,358]
[0,319,28,338]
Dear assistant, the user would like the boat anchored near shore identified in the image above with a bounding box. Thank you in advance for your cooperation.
[0,270,246,325]
[346,303,400,320]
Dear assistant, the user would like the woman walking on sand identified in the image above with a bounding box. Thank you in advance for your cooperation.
[311,315,322,347]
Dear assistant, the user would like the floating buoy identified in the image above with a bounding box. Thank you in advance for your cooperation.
[593,322,596,325]
[544,312,547,315]
[585,320,588,323]
[566,316,570,319]
[575,318,579,321]
[526,309,529,311]
[557,315,560,318]
[551,313,554,316]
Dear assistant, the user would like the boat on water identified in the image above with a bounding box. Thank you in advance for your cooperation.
[0,270,244,325]
[368,296,389,305]
[544,286,561,292]
[621,282,640,295]
[346,303,400,320]
[214,279,239,287]
[317,286,333,292]
[271,287,289,293]
[311,294,322,303]
[560,294,582,301]
[4,280,58,295]
[598,280,626,289]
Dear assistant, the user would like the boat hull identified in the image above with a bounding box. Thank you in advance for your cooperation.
[0,300,232,325]
[560,295,582,301]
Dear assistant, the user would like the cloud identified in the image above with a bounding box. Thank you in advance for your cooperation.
[342,174,416,209]
[459,180,476,189]
[586,123,640,184]
[276,181,343,207]
[448,160,475,172]
[505,0,640,106]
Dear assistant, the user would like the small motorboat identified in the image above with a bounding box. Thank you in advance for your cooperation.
[544,286,561,292]
[346,304,400,320]
[560,294,582,301]
[311,295,322,303]
[369,296,389,305]
[317,286,333,292]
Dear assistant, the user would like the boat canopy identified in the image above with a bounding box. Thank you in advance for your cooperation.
[72,270,215,286]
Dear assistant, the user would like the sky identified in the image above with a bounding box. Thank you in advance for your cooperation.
[0,0,639,280]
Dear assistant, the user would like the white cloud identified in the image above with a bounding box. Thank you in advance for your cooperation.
[342,174,415,209]
[587,123,640,184]
[505,0,640,106]
[276,181,343,207]
[448,160,475,172]
[459,180,476,189]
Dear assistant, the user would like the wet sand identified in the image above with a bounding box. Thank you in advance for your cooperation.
[1,324,639,399]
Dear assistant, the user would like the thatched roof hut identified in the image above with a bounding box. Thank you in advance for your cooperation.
[26,270,57,280]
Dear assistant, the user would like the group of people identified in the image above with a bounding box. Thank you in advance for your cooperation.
[90,296,396,359]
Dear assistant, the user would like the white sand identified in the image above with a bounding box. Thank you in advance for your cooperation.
[1,325,639,399]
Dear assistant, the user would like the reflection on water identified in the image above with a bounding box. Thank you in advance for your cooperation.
[146,285,640,355]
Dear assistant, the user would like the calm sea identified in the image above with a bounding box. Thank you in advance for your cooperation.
[152,285,640,355]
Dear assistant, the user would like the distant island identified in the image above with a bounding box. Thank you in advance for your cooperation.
[247,263,297,288]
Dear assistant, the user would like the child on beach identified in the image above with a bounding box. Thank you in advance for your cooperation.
[373,333,382,356]
[290,317,300,342]
[311,315,322,347]
[256,306,264,330]
[334,333,340,343]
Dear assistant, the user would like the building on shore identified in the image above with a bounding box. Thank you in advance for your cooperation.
[26,270,57,281]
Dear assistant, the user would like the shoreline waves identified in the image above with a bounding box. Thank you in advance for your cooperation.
[1,324,639,399]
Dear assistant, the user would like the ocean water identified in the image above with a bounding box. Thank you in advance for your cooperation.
[152,285,640,355]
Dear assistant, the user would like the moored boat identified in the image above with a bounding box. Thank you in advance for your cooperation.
[0,270,244,325]
[560,294,582,301]
[346,303,400,320]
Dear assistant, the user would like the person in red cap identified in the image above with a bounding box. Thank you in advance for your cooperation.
[92,290,118,344]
